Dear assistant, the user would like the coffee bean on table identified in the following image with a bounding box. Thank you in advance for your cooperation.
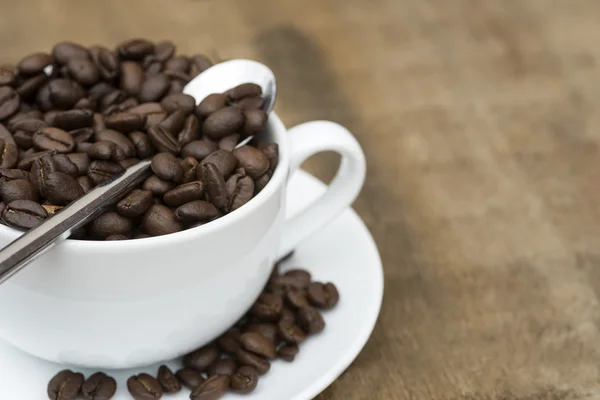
[202,106,245,140]
[235,348,271,375]
[151,152,183,182]
[250,293,284,321]
[0,87,20,120]
[176,368,205,390]
[278,344,300,362]
[157,365,181,394]
[2,199,47,230]
[217,330,242,355]
[241,332,277,359]
[142,204,183,236]
[183,345,220,372]
[47,369,85,400]
[230,365,259,394]
[298,306,326,334]
[195,93,227,119]
[117,189,153,218]
[190,375,229,400]
[81,371,117,400]
[127,373,163,400]
[207,358,238,377]
[308,282,340,309]
[0,179,38,204]
[90,211,133,238]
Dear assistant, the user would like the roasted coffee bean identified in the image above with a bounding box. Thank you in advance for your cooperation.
[235,348,270,375]
[163,181,204,207]
[176,368,205,390]
[142,175,175,196]
[42,204,63,216]
[73,97,97,111]
[71,127,95,143]
[81,372,117,400]
[164,55,190,73]
[157,365,181,394]
[138,73,170,102]
[250,293,283,321]
[89,82,114,102]
[3,199,47,230]
[144,111,167,130]
[234,96,265,110]
[243,109,268,135]
[90,211,133,238]
[195,93,227,119]
[0,87,20,120]
[161,93,195,114]
[52,109,94,130]
[190,54,213,76]
[76,141,93,153]
[233,146,269,179]
[115,97,139,112]
[41,171,84,205]
[225,171,244,198]
[228,176,254,212]
[0,168,30,183]
[18,150,55,170]
[152,41,175,62]
[0,66,16,86]
[33,127,75,153]
[200,149,237,178]
[258,143,279,175]
[190,375,229,400]
[207,359,238,377]
[285,289,310,309]
[119,157,140,169]
[118,38,155,60]
[127,373,163,400]
[47,369,84,400]
[181,156,199,183]
[128,131,155,158]
[159,109,186,134]
[120,61,146,95]
[87,160,124,185]
[230,366,259,394]
[151,152,183,182]
[181,140,217,161]
[105,234,128,240]
[307,282,340,309]
[175,200,219,222]
[168,79,187,94]
[297,306,326,334]
[91,46,119,81]
[227,83,262,101]
[241,332,277,359]
[31,153,60,192]
[128,102,163,116]
[281,269,312,290]
[0,140,18,168]
[66,153,90,176]
[67,58,100,86]
[52,42,89,64]
[88,140,125,161]
[183,345,220,372]
[117,189,153,217]
[100,90,128,112]
[0,125,15,149]
[10,118,47,138]
[77,175,93,193]
[163,70,190,83]
[217,330,242,355]
[203,106,245,140]
[95,129,136,157]
[201,163,227,210]
[16,73,48,99]
[17,52,53,76]
[278,344,299,362]
[104,112,145,133]
[277,320,306,344]
[143,204,183,236]
[48,79,85,109]
[243,323,278,343]
[0,179,38,203]
[177,114,200,145]
[147,124,179,154]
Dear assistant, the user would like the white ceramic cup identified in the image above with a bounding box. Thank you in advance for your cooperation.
[0,113,366,369]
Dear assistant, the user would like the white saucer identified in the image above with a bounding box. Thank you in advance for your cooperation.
[0,170,384,400]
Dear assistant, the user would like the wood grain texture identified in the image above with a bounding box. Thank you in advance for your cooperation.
[2,0,600,398]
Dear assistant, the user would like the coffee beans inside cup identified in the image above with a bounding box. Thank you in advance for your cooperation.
[47,260,340,400]
[0,38,277,240]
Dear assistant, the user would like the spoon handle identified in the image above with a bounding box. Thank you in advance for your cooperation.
[0,160,152,285]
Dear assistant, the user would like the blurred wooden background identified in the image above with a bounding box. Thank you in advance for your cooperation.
[3,0,600,398]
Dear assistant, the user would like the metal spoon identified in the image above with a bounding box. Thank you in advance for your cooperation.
[0,59,277,284]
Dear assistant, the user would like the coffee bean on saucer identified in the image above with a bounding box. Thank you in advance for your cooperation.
[298,306,326,334]
[190,375,230,400]
[81,372,117,400]
[280,307,296,325]
[235,347,271,375]
[241,332,277,359]
[230,365,259,394]
[217,330,242,355]
[157,365,181,394]
[250,293,283,322]
[127,373,163,400]
[277,319,307,345]
[277,269,312,290]
[285,289,310,310]
[243,323,278,343]
[183,345,220,372]
[307,282,340,309]
[47,369,84,400]
[278,344,300,362]
[207,358,238,377]
[176,368,205,390]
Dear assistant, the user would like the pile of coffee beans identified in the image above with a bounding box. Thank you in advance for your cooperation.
[47,262,340,400]
[0,39,277,239]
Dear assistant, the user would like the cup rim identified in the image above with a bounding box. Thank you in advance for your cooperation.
[0,112,289,251]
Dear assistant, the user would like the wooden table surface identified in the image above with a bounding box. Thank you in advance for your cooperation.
[3,1,600,398]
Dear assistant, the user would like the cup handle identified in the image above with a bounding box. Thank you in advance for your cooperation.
[277,121,366,259]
